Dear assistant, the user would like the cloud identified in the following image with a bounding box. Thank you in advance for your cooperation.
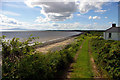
[0,14,28,30]
[93,16,101,19]
[77,1,106,14]
[88,16,101,19]
[0,14,20,25]
[24,0,109,21]
[95,9,107,13]
[105,17,108,18]
[34,16,50,23]
[52,23,59,26]
[1,0,120,2]
[55,22,80,30]
[1,14,102,30]
[0,14,112,31]
[1,10,20,16]
[77,14,81,16]
[109,21,116,24]
[25,1,77,21]
[89,16,92,19]
[109,22,112,24]
[0,14,82,30]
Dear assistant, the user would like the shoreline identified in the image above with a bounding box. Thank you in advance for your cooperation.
[0,32,83,52]
[36,37,75,53]
[34,33,83,48]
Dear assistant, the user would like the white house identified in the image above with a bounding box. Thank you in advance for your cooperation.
[103,24,120,41]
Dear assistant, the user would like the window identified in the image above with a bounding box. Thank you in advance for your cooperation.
[109,33,112,38]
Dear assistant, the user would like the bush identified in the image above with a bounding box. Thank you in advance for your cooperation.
[17,40,81,80]
[1,35,40,79]
[90,36,120,79]
[1,35,83,79]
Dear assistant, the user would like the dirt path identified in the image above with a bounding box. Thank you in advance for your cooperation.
[62,38,102,79]
[64,40,85,79]
[88,39,102,78]
[36,38,75,53]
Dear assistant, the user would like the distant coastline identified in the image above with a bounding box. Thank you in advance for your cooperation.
[0,30,105,32]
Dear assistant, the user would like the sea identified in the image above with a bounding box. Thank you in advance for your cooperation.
[0,31,81,51]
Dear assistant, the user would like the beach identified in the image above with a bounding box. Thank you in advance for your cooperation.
[36,37,75,53]
[35,33,82,53]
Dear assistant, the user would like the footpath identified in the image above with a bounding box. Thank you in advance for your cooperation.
[65,37,101,79]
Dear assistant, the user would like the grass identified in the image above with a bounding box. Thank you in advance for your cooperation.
[89,37,98,60]
[71,37,93,78]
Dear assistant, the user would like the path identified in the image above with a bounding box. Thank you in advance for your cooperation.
[65,39,85,79]
[64,37,103,79]
[88,38,102,78]
[64,38,93,79]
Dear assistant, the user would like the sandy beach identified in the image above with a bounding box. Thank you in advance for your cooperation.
[35,33,82,53]
[36,37,75,53]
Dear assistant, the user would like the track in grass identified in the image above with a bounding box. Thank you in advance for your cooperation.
[66,37,93,79]
[88,38,102,78]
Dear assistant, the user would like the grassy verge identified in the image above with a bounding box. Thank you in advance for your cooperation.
[71,37,93,78]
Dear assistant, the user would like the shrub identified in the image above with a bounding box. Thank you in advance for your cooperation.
[90,36,120,79]
[1,35,40,79]
[2,34,83,79]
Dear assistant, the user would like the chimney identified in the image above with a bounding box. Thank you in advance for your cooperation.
[112,24,116,27]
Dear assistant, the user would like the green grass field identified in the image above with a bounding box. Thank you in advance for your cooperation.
[71,37,93,78]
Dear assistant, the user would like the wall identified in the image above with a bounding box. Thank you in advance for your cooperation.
[118,33,120,41]
[103,32,106,39]
[104,32,119,40]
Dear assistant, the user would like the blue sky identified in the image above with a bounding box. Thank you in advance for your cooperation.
[0,0,119,30]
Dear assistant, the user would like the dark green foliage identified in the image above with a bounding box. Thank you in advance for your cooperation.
[90,37,120,79]
[87,31,103,37]
[1,35,40,79]
[1,34,82,80]
[17,41,81,80]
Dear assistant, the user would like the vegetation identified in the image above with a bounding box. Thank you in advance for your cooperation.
[90,33,120,79]
[1,35,40,79]
[1,31,120,79]
[1,34,83,79]
[87,31,103,37]
[71,36,93,78]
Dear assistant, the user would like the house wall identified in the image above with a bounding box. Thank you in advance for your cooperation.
[104,32,119,40]
[103,32,106,39]
[118,33,120,41]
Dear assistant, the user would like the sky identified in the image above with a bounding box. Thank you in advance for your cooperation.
[0,0,120,31]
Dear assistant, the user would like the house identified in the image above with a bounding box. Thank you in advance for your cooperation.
[103,24,120,41]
